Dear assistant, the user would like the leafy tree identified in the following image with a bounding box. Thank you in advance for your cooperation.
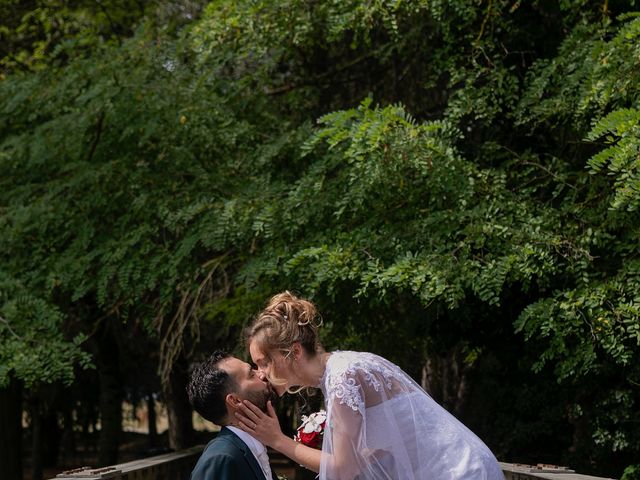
[0,0,156,73]
[0,271,91,479]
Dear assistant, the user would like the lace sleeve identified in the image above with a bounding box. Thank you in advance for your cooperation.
[320,351,409,480]
[324,351,398,414]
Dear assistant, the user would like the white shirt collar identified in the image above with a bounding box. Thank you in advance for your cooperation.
[226,425,271,479]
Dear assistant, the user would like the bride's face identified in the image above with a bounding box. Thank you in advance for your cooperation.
[249,338,292,396]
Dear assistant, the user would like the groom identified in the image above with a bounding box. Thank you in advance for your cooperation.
[187,350,278,480]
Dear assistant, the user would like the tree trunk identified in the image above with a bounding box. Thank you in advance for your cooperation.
[147,392,157,449]
[31,399,43,480]
[42,406,61,469]
[0,377,23,480]
[163,356,193,450]
[421,345,471,417]
[96,324,122,466]
[80,397,99,457]
[60,397,76,466]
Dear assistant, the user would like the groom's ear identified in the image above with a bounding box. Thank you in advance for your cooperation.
[225,393,242,409]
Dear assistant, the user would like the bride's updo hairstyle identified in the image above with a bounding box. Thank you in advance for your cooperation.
[247,291,324,360]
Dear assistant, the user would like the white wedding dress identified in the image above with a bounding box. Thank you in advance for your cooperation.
[319,351,504,480]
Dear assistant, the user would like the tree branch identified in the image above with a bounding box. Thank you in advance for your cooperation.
[87,111,105,163]
[0,315,22,340]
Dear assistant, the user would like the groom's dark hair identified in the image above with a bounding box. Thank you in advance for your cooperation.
[187,350,237,425]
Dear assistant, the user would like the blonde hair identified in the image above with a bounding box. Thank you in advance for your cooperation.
[246,291,324,392]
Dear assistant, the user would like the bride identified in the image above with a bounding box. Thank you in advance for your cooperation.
[235,291,504,480]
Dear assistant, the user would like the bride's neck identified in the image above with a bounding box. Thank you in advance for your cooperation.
[304,351,331,387]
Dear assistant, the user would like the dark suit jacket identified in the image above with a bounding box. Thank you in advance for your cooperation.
[190,427,277,480]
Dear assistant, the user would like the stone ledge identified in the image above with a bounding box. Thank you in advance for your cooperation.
[51,445,204,479]
[500,462,616,480]
[51,447,617,480]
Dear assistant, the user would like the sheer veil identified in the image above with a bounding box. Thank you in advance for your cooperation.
[319,351,503,480]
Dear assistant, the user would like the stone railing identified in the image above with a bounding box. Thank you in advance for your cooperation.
[500,462,615,480]
[51,448,617,480]
[51,446,203,479]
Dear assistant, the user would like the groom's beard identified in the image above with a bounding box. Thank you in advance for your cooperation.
[243,384,277,413]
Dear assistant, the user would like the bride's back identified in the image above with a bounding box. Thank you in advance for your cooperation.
[321,350,503,480]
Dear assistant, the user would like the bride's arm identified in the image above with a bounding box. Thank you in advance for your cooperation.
[324,400,366,480]
[235,400,322,473]
[323,365,399,480]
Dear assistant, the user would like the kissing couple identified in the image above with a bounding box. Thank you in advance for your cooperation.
[188,291,504,480]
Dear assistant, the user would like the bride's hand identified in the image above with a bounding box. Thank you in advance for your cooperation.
[235,400,283,447]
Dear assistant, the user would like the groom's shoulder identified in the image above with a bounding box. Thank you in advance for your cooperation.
[200,429,244,457]
[191,431,244,479]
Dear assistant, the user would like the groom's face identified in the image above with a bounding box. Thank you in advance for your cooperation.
[221,357,275,412]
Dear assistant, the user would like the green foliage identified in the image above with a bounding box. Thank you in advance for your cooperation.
[587,108,640,210]
[0,0,158,73]
[623,464,640,480]
[517,13,640,122]
[0,271,92,389]
[516,266,640,378]
[257,98,570,313]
